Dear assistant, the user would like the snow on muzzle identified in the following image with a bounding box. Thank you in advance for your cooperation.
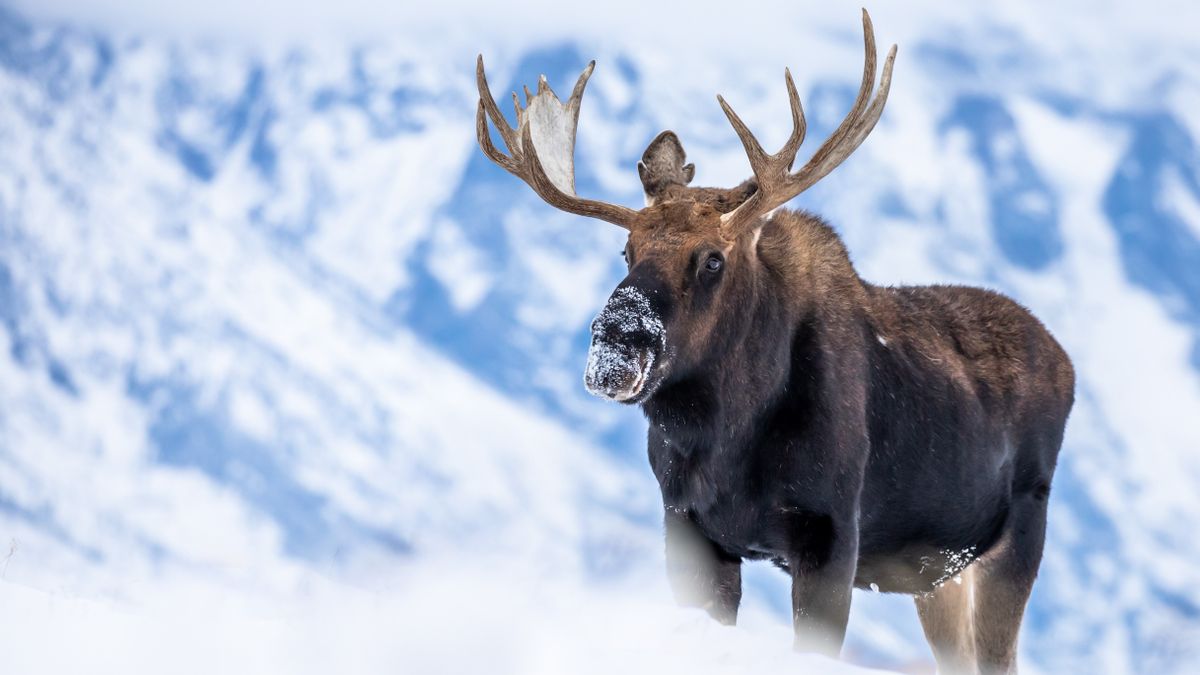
[584,286,666,402]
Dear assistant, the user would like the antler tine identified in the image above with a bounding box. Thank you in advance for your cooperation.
[801,9,879,172]
[474,55,638,230]
[716,94,770,177]
[476,100,518,175]
[781,68,807,169]
[789,43,896,195]
[567,61,597,113]
[717,68,807,182]
[719,9,897,236]
[476,55,518,158]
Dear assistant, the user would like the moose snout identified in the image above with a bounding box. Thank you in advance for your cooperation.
[584,285,666,403]
[584,337,653,402]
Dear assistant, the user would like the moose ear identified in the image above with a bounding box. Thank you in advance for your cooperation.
[638,130,695,204]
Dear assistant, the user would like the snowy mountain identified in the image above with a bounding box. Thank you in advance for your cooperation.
[2,3,1199,672]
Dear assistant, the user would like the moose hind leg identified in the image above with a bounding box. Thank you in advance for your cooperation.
[914,565,977,675]
[970,491,1049,674]
[664,508,742,624]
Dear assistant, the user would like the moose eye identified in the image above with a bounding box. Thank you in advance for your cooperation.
[703,255,723,273]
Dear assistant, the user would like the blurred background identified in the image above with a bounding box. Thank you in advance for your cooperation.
[1,1,1198,673]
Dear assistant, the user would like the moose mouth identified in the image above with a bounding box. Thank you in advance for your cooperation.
[583,340,660,404]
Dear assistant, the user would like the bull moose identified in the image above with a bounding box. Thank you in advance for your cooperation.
[475,10,1074,674]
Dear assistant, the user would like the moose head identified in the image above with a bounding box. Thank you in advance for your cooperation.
[476,10,896,406]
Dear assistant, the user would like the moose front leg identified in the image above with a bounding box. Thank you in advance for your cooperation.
[663,507,742,625]
[781,507,859,656]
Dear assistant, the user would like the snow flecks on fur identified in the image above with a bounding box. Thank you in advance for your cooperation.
[584,339,655,400]
[921,547,979,589]
[598,286,665,339]
[583,287,665,400]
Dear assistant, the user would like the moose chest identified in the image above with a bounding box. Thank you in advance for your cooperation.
[648,431,785,559]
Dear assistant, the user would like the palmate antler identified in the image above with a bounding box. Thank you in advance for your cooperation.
[475,56,639,229]
[717,9,897,237]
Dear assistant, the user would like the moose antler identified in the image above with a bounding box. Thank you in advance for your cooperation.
[717,9,897,236]
[476,56,639,230]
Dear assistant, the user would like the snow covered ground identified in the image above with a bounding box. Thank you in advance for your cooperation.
[2,1,1199,672]
[0,566,891,675]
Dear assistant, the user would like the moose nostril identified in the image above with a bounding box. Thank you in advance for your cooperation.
[618,327,656,349]
[592,317,655,351]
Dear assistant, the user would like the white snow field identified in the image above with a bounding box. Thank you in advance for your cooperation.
[0,567,895,675]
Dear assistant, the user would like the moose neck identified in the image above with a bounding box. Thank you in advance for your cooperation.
[642,210,868,456]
